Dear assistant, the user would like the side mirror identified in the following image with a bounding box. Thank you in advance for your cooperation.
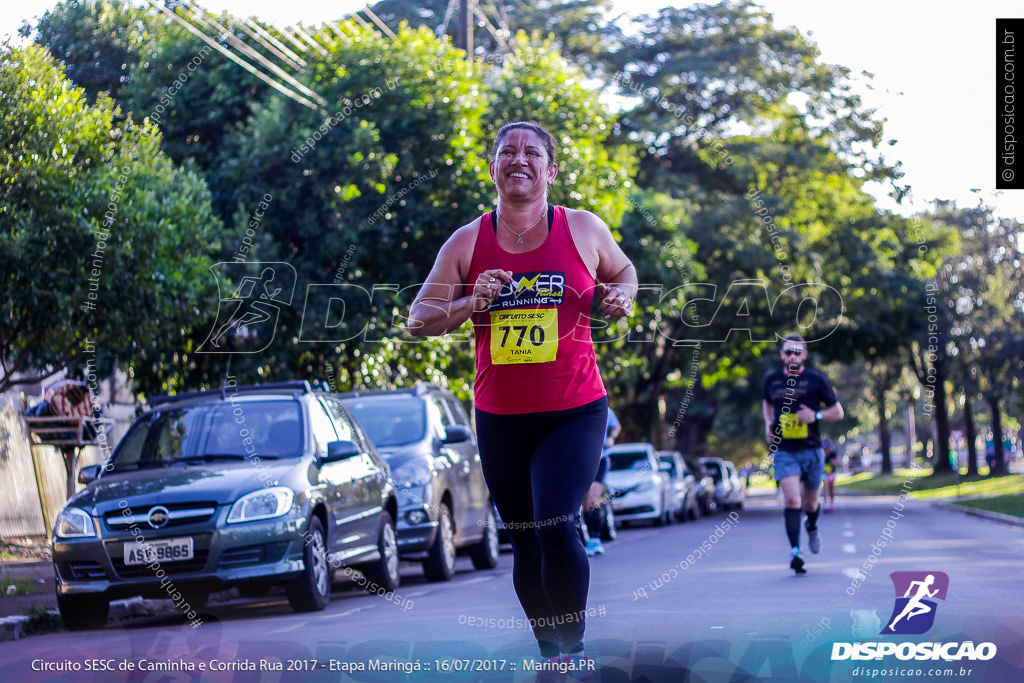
[443,425,472,445]
[325,440,360,462]
[78,465,100,485]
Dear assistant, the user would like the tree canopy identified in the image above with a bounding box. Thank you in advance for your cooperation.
[11,0,1020,468]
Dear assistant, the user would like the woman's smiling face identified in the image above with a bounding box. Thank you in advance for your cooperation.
[489,128,557,200]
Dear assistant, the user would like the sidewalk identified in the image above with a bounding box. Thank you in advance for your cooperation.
[0,550,239,640]
[0,556,56,640]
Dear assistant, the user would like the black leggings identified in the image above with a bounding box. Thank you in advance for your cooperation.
[476,397,607,655]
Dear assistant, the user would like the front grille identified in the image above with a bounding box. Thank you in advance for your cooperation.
[58,561,106,581]
[218,542,289,570]
[105,502,219,532]
[617,505,655,516]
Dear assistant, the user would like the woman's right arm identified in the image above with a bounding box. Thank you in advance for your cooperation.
[407,226,477,337]
[408,223,511,337]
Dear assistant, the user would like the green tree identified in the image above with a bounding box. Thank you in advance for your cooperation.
[935,201,1024,474]
[29,0,157,103]
[368,0,616,64]
[0,44,222,394]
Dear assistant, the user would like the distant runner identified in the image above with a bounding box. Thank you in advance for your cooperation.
[762,333,844,574]
[583,406,621,556]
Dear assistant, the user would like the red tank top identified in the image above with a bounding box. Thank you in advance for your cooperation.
[467,205,607,414]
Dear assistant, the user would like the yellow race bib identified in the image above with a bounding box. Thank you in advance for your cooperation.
[779,413,808,439]
[490,309,558,364]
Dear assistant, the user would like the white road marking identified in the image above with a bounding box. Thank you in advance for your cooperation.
[842,543,857,554]
[458,576,496,586]
[843,530,854,538]
[842,568,866,581]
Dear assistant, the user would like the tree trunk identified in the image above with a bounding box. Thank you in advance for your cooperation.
[931,370,953,474]
[963,397,978,476]
[876,381,892,474]
[988,394,1007,475]
[905,399,916,467]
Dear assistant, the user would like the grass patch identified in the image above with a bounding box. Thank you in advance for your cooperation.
[0,571,34,596]
[907,474,1024,500]
[836,468,931,494]
[746,473,776,489]
[952,493,1024,518]
[837,469,1024,500]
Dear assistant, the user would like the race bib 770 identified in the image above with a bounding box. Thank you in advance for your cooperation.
[489,309,558,364]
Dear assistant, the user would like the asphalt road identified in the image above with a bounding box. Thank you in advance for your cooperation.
[1,489,1022,682]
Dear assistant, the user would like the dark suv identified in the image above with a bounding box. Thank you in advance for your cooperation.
[340,384,499,581]
[52,381,398,630]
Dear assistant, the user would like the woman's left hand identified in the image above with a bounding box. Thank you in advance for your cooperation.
[596,282,633,319]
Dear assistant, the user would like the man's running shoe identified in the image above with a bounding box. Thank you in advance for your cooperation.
[807,526,821,554]
[585,539,604,556]
[790,548,807,574]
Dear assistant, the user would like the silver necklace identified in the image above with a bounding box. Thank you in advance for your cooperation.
[497,208,546,244]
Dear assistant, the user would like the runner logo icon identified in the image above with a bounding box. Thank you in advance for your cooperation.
[494,271,565,308]
[881,571,949,635]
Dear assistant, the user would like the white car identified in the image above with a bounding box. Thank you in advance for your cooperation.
[605,443,673,526]
[698,457,746,511]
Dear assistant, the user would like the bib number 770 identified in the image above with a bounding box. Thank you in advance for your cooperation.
[489,309,558,364]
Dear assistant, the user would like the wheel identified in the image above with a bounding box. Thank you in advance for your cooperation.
[361,510,400,593]
[57,594,109,631]
[470,505,500,570]
[600,502,617,542]
[654,496,669,526]
[286,516,331,612]
[423,504,456,581]
[237,583,271,598]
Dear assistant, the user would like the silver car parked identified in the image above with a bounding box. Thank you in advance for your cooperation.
[340,384,499,581]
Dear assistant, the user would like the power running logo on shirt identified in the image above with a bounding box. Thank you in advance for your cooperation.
[493,271,565,309]
[832,571,997,663]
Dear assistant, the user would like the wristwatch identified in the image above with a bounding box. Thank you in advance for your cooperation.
[815,411,823,422]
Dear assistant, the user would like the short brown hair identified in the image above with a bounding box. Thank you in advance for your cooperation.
[491,121,557,164]
[781,333,806,346]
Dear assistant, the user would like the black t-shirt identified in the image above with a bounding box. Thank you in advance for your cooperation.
[762,368,838,451]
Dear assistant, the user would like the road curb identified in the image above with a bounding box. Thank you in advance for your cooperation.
[0,614,31,641]
[0,595,214,640]
[930,500,1024,527]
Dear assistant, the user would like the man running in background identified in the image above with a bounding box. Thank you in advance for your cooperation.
[821,437,838,513]
[584,406,621,556]
[763,333,844,574]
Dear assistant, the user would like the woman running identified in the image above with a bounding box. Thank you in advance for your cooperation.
[408,121,636,663]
